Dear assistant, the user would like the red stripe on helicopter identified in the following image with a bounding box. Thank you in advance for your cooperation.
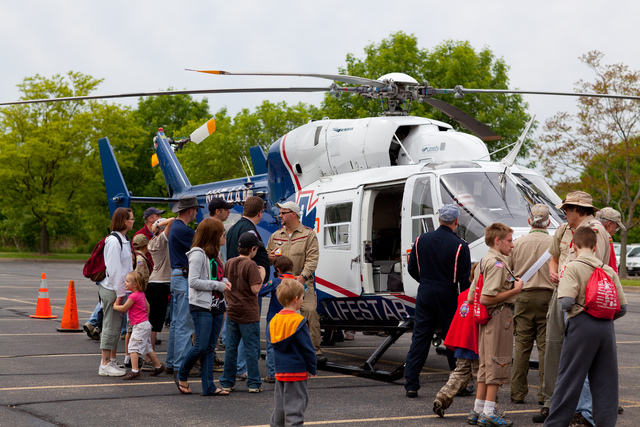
[315,276,359,298]
[391,294,416,304]
[296,189,318,211]
[280,133,301,191]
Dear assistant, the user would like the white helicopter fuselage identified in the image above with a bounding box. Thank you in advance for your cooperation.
[269,116,563,326]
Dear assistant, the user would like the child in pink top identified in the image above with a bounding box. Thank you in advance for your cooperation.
[114,271,165,380]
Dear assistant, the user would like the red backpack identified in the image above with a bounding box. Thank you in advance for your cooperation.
[581,262,621,320]
[83,232,123,282]
[473,263,490,325]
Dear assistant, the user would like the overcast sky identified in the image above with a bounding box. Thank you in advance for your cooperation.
[2,0,639,142]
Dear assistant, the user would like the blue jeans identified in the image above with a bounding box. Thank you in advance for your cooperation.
[577,377,595,425]
[219,319,261,389]
[265,337,275,378]
[88,302,103,328]
[120,294,128,336]
[178,310,224,395]
[222,319,247,374]
[166,271,194,370]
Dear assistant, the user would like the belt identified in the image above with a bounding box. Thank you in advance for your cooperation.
[491,302,514,313]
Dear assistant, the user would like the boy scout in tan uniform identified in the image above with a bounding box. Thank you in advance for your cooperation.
[468,223,523,427]
[509,204,554,405]
[545,227,627,427]
[535,191,611,423]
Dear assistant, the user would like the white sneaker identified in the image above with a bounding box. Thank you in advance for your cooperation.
[99,362,126,377]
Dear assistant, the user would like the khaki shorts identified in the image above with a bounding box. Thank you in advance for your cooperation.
[128,320,153,356]
[477,306,514,385]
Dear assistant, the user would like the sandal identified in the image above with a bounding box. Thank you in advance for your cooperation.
[204,388,230,397]
[174,376,192,395]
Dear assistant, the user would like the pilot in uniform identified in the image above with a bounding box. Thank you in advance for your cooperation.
[404,204,471,397]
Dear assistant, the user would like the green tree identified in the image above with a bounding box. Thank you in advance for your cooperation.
[320,32,531,156]
[0,72,142,253]
[536,51,640,277]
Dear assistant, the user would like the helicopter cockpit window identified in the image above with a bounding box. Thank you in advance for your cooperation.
[324,202,352,247]
[439,172,531,243]
[512,173,565,224]
[410,177,435,242]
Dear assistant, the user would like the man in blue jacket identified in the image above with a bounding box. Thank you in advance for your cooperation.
[404,204,471,398]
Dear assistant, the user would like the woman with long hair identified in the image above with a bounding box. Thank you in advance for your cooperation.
[175,218,232,395]
[98,207,134,377]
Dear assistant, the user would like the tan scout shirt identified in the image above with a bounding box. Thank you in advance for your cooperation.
[266,222,319,289]
[148,232,171,283]
[558,253,626,319]
[511,230,554,291]
[481,248,517,308]
[550,216,611,271]
[135,251,150,285]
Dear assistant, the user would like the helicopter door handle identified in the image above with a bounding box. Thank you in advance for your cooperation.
[350,255,360,269]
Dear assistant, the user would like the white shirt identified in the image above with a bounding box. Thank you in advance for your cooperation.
[99,231,133,297]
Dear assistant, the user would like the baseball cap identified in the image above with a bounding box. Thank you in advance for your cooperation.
[144,207,165,219]
[238,231,265,249]
[132,234,149,249]
[276,201,301,216]
[596,207,625,231]
[208,197,234,213]
[530,204,550,222]
[438,204,460,222]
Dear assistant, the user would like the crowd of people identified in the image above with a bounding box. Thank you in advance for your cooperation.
[84,189,629,426]
[86,196,320,426]
[405,191,627,427]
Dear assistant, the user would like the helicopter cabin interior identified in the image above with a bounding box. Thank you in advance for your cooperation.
[360,183,407,294]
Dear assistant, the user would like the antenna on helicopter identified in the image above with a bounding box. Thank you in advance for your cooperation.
[240,155,254,182]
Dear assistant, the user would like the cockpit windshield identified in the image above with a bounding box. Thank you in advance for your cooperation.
[511,173,565,224]
[439,171,563,243]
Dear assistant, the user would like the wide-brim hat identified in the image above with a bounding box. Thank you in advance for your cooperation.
[171,195,204,213]
[556,191,599,212]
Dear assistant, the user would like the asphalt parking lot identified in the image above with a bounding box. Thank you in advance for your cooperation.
[1,260,639,426]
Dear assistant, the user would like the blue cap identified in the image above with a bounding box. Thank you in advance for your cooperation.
[439,204,460,222]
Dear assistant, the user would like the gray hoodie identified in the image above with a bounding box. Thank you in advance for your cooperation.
[186,247,227,310]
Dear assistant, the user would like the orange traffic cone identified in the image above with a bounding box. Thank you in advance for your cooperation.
[57,280,82,332]
[30,273,57,319]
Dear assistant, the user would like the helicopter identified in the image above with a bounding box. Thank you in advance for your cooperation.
[3,70,637,381]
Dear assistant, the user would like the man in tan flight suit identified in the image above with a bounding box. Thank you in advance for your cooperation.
[266,201,324,363]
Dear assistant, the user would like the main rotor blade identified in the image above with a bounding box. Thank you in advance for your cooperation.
[0,87,329,106]
[438,87,640,101]
[423,98,502,141]
[186,69,389,88]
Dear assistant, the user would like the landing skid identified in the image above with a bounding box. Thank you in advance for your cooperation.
[320,319,413,382]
